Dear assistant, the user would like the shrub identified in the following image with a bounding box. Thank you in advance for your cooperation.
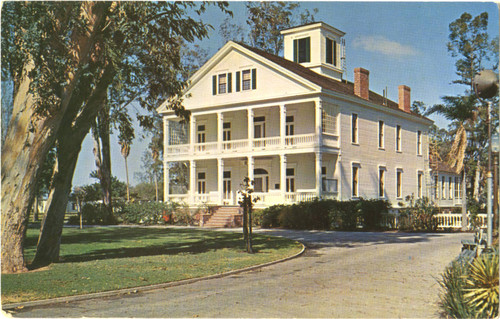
[399,196,438,232]
[172,205,197,226]
[118,201,178,225]
[259,204,286,228]
[439,250,499,318]
[71,203,117,225]
[358,199,391,230]
[329,200,360,231]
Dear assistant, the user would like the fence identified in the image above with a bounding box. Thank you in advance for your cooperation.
[382,213,488,230]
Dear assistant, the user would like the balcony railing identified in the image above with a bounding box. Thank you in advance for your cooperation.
[166,133,337,158]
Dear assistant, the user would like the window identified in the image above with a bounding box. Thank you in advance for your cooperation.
[379,169,385,197]
[441,176,446,199]
[418,172,423,198]
[286,168,295,192]
[285,116,294,136]
[396,170,402,198]
[223,171,231,200]
[197,172,206,194]
[417,130,422,155]
[449,177,453,199]
[455,177,460,198]
[322,103,338,135]
[197,125,206,143]
[351,113,358,144]
[396,125,402,151]
[434,175,439,199]
[218,74,227,94]
[293,37,311,63]
[352,165,359,197]
[254,116,265,139]
[326,38,337,66]
[212,73,232,95]
[223,122,231,141]
[378,121,384,149]
[236,69,257,92]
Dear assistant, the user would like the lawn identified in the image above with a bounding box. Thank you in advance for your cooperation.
[2,225,303,304]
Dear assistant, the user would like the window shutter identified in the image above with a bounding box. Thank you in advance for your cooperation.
[227,73,232,93]
[236,71,240,92]
[251,69,257,90]
[212,75,217,95]
[305,37,310,62]
[293,39,298,62]
[326,38,333,64]
[333,40,337,66]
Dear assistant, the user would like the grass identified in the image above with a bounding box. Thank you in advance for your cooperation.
[2,225,303,304]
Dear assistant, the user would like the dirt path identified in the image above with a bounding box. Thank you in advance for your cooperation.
[11,230,468,318]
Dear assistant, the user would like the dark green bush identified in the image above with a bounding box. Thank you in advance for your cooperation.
[258,199,391,230]
[70,203,117,225]
[399,196,438,232]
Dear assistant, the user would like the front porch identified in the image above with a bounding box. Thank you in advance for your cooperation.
[165,153,340,208]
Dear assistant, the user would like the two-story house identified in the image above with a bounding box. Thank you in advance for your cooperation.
[157,22,434,211]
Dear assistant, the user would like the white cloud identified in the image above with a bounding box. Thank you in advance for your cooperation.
[353,35,419,57]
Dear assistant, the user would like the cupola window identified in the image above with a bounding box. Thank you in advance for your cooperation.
[326,38,337,66]
[293,37,310,63]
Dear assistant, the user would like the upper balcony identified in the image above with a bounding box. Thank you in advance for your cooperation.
[164,101,340,161]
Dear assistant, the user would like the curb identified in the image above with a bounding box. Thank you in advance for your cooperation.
[3,243,306,311]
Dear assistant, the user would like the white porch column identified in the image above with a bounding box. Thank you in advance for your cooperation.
[280,154,287,199]
[190,115,196,153]
[315,99,323,146]
[218,158,224,204]
[280,104,286,147]
[315,151,322,198]
[190,160,197,202]
[217,112,224,151]
[163,118,170,156]
[248,108,254,147]
[164,162,170,201]
[248,156,254,183]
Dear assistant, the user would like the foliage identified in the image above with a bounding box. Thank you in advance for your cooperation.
[68,203,117,225]
[79,176,127,202]
[439,259,475,318]
[259,199,390,231]
[130,182,163,201]
[398,196,439,232]
[463,250,499,317]
[220,1,317,55]
[439,251,499,318]
[467,198,486,229]
[3,227,302,303]
[171,205,197,226]
[117,201,179,225]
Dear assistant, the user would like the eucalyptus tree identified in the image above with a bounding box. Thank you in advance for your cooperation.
[2,1,230,272]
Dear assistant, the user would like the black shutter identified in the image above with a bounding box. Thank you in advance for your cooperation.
[251,69,257,90]
[236,71,240,92]
[212,75,217,95]
[326,38,333,64]
[293,39,298,62]
[227,73,232,93]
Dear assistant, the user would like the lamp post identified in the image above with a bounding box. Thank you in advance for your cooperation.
[473,69,499,249]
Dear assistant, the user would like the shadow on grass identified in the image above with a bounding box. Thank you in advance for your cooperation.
[26,227,295,268]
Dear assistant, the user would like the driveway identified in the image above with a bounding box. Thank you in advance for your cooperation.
[10,229,468,318]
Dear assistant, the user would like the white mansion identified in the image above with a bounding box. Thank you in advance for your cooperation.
[158,22,462,209]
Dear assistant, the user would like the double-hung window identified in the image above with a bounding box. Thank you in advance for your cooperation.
[396,169,403,199]
[454,177,460,198]
[396,125,402,152]
[197,172,206,194]
[326,38,337,66]
[449,177,453,199]
[236,69,257,92]
[417,130,422,155]
[286,168,295,192]
[352,113,358,144]
[212,73,232,95]
[378,121,384,149]
[352,164,359,197]
[417,172,423,198]
[441,176,446,199]
[379,168,385,197]
[293,37,311,63]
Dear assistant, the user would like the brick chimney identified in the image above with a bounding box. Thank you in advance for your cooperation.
[354,68,369,100]
[398,85,411,113]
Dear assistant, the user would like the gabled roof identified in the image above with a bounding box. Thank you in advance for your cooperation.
[238,42,432,122]
[430,157,460,174]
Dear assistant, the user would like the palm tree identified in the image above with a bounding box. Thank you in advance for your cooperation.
[120,141,131,202]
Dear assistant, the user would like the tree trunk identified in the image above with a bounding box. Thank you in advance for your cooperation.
[462,168,468,231]
[154,173,158,202]
[33,196,39,222]
[473,160,481,201]
[1,3,110,273]
[32,144,81,267]
[247,196,254,253]
[125,156,130,202]
[32,67,113,267]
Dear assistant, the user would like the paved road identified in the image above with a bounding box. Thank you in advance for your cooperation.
[11,229,468,318]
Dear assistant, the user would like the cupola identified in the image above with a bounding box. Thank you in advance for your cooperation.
[281,22,345,81]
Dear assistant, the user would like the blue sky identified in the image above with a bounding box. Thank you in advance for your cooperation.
[71,1,499,187]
